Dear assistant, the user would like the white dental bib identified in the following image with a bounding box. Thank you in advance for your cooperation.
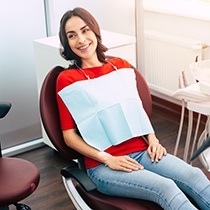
[58,68,154,150]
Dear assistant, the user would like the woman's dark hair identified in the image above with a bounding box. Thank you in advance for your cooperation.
[59,7,108,68]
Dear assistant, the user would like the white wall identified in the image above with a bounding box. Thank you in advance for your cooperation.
[46,0,136,36]
[143,2,210,59]
[138,1,210,102]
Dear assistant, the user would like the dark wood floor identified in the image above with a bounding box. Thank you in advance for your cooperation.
[10,104,205,210]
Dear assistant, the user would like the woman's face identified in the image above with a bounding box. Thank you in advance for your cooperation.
[65,16,98,62]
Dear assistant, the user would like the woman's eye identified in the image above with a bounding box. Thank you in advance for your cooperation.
[68,34,76,39]
[83,28,90,34]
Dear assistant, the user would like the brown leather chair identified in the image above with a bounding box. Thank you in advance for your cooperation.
[39,63,210,210]
[0,102,40,210]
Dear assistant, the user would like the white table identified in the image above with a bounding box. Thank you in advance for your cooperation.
[173,85,210,170]
[185,101,210,169]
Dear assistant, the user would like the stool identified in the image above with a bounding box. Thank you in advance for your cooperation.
[0,155,40,210]
[0,102,40,210]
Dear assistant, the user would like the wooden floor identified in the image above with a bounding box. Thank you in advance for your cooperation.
[10,105,205,210]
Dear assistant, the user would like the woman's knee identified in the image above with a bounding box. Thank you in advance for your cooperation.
[151,178,194,210]
[180,166,207,184]
[158,177,179,195]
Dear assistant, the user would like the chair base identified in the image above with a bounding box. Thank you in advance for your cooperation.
[0,203,31,210]
[14,203,31,210]
[63,178,163,210]
[0,206,9,210]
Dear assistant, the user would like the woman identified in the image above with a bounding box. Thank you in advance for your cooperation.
[56,7,210,210]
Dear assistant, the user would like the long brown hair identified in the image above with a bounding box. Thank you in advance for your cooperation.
[59,7,108,68]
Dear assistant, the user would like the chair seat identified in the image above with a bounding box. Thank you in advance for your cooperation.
[74,169,210,210]
[74,180,163,210]
[0,157,40,206]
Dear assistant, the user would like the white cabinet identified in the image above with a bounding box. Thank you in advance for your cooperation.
[34,30,136,148]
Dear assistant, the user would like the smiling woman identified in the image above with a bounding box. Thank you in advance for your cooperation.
[59,8,108,69]
[65,17,99,67]
[54,7,210,210]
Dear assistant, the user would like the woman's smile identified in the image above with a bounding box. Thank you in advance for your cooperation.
[77,43,91,51]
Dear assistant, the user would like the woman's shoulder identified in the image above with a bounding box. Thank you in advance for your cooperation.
[108,57,131,68]
[57,68,74,82]
[56,68,80,91]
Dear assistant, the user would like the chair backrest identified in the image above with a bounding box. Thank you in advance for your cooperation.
[40,66,82,161]
[40,63,152,161]
[134,67,152,117]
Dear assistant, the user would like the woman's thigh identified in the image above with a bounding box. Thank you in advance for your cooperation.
[88,162,175,197]
[136,151,209,191]
[135,151,210,209]
[87,160,196,210]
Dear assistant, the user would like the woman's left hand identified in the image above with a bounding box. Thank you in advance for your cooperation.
[146,134,167,162]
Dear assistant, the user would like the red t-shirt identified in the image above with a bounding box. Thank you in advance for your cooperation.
[56,57,148,168]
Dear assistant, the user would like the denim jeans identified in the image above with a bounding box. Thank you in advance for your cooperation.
[87,151,210,210]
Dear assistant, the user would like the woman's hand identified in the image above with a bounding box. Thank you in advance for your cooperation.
[99,152,144,172]
[146,134,167,162]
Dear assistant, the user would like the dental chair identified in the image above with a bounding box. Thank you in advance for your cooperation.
[39,62,210,210]
[0,102,40,210]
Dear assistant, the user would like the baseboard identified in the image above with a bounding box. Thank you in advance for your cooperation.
[152,95,181,121]
[2,138,45,157]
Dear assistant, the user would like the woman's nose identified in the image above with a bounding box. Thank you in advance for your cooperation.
[77,34,86,43]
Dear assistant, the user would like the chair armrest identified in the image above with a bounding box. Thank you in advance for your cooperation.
[60,166,96,192]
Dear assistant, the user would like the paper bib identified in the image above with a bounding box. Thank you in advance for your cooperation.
[58,68,154,150]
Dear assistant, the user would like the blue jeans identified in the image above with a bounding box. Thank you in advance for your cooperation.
[87,151,210,210]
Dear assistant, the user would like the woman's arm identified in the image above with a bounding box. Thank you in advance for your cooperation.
[63,128,110,162]
[63,128,143,172]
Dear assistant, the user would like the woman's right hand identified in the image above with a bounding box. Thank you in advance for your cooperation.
[103,154,144,172]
